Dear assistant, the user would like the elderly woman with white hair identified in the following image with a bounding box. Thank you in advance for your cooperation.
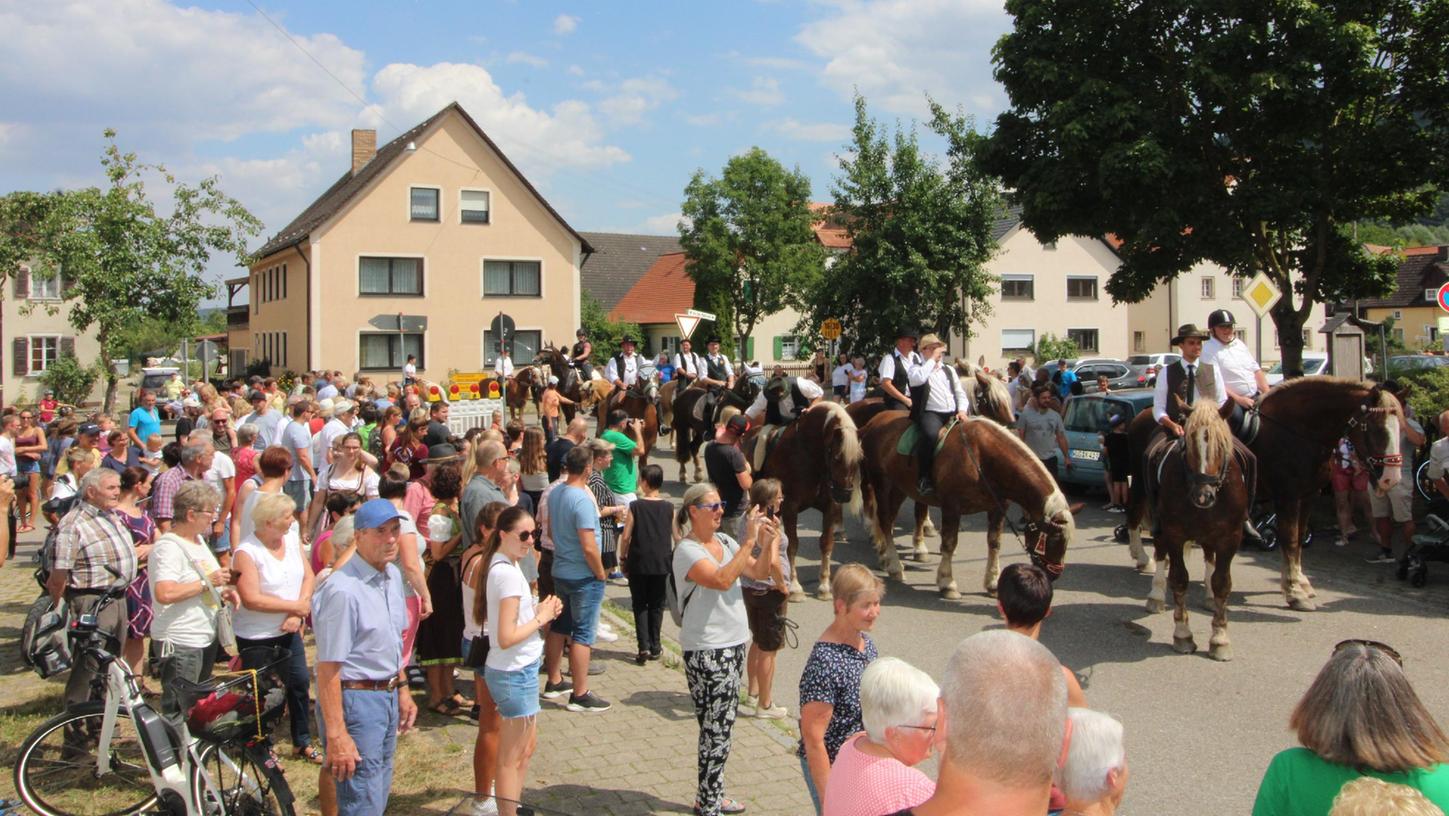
[1057,708,1129,815]
[820,657,938,816]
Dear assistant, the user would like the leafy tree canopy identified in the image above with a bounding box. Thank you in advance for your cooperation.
[0,130,261,411]
[679,147,823,359]
[799,95,1004,356]
[982,0,1449,372]
[580,291,642,364]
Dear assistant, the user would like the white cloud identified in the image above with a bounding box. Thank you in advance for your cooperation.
[553,14,579,35]
[685,113,722,127]
[641,212,685,234]
[597,76,680,125]
[725,51,810,71]
[365,62,630,173]
[730,77,785,107]
[795,0,1011,117]
[766,118,851,142]
[505,51,549,68]
[567,64,586,77]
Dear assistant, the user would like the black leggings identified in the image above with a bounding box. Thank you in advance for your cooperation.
[627,573,666,653]
[918,410,953,479]
[236,632,312,749]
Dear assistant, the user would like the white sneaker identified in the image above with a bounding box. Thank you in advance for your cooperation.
[594,624,619,643]
[755,704,789,719]
[740,695,757,716]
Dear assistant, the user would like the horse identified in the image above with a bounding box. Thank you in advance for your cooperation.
[858,412,1075,598]
[658,378,679,433]
[505,366,541,422]
[1125,377,1404,611]
[534,345,591,423]
[595,372,661,460]
[672,376,762,482]
[743,401,864,600]
[1140,400,1251,661]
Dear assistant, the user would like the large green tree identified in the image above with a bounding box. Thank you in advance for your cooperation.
[0,130,261,411]
[800,96,1003,354]
[981,0,1449,373]
[679,147,824,358]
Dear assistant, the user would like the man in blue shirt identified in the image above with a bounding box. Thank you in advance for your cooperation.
[541,444,611,712]
[1054,359,1078,401]
[127,389,161,449]
[312,498,417,816]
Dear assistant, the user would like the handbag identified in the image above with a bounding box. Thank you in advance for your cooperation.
[190,553,238,653]
[463,634,490,669]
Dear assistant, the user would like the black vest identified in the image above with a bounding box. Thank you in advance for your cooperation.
[613,353,637,383]
[1163,360,1216,421]
[572,341,588,358]
[706,354,729,381]
[765,377,810,425]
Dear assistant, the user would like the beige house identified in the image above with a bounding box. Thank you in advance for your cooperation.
[1348,245,1449,349]
[4,264,104,406]
[240,102,590,378]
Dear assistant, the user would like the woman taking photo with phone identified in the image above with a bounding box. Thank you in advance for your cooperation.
[740,478,791,720]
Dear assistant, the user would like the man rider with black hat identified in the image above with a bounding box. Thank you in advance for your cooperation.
[878,327,922,411]
[570,329,594,381]
[745,368,824,428]
[697,336,735,431]
[1201,308,1269,433]
[604,335,645,414]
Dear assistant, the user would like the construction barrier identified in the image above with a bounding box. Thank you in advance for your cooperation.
[445,398,505,436]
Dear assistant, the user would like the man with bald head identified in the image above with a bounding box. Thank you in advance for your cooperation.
[886,630,1068,815]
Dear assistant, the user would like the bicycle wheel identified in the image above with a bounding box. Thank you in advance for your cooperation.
[14,701,157,816]
[1417,459,1435,503]
[193,741,295,816]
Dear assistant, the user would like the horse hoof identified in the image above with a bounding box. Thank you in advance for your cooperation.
[911,550,928,563]
[1145,597,1165,614]
[1209,643,1233,662]
[888,570,905,584]
[814,589,833,601]
[1134,561,1153,574]
[984,582,998,598]
[788,589,806,603]
[1173,637,1197,654]
[940,587,961,600]
[1287,596,1316,612]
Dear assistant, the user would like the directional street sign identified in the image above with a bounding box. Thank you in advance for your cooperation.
[676,313,701,339]
[1240,273,1282,319]
[1436,283,1449,313]
[685,308,717,321]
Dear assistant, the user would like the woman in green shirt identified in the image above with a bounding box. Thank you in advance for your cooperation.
[1253,640,1449,816]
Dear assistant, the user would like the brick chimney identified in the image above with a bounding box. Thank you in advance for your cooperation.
[351,129,376,174]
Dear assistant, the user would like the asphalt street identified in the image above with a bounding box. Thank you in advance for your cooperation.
[613,450,1449,815]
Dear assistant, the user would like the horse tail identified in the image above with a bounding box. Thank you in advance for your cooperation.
[674,393,693,465]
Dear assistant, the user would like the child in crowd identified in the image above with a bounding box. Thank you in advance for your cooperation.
[996,562,1087,707]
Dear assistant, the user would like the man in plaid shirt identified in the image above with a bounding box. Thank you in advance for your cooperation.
[46,468,137,707]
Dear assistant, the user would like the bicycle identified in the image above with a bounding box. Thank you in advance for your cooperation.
[14,576,296,816]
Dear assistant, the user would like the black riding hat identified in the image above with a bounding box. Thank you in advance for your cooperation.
[706,336,721,345]
[896,327,920,340]
[620,335,637,345]
[1207,309,1236,329]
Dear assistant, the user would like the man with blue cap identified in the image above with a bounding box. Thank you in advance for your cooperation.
[312,498,418,815]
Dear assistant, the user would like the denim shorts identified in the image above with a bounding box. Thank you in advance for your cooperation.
[282,479,311,513]
[484,658,541,719]
[548,575,605,646]
[16,458,38,475]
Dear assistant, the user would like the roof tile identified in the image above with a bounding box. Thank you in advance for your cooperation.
[608,252,694,325]
[578,231,683,311]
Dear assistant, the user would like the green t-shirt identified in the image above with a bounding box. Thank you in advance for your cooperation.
[600,429,639,496]
[1252,747,1449,816]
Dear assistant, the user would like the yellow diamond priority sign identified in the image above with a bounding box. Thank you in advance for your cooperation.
[1240,273,1282,319]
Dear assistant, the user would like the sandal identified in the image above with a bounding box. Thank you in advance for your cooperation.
[693,799,747,815]
[294,745,324,765]
[430,699,466,717]
[449,692,474,709]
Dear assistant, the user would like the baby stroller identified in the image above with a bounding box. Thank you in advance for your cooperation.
[1398,500,1449,588]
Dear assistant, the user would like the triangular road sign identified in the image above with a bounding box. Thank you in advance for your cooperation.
[676,313,701,339]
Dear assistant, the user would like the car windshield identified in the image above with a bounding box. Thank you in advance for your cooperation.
[1064,398,1129,433]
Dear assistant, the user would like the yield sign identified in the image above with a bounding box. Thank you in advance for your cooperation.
[675,313,701,339]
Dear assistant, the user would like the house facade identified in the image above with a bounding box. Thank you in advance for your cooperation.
[240,103,589,379]
[1349,245,1449,349]
[3,264,104,406]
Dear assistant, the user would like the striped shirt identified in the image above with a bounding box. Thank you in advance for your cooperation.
[52,502,137,590]
[149,465,199,523]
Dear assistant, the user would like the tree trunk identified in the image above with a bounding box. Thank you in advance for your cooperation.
[99,328,118,414]
[1269,300,1307,379]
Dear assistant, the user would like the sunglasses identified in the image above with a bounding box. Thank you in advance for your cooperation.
[693,501,726,512]
[512,529,535,542]
[1334,639,1402,666]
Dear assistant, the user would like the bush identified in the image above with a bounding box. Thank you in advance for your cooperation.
[38,355,100,406]
[1033,333,1079,364]
[581,292,642,364]
[1397,366,1449,424]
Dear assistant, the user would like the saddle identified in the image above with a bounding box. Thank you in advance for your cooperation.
[895,420,958,458]
[749,425,788,472]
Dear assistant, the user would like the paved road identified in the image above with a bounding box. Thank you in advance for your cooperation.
[623,447,1449,815]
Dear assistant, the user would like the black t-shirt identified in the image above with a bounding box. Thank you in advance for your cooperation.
[174,417,194,442]
[546,437,576,482]
[704,441,748,515]
[626,498,675,575]
[423,420,450,448]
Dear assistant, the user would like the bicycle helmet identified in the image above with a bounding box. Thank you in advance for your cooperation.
[1207,309,1236,329]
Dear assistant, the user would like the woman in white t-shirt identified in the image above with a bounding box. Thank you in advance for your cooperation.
[483,505,562,813]
[232,491,318,763]
[303,432,378,540]
[150,481,233,723]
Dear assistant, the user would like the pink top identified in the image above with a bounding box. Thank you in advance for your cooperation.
[822,733,934,816]
[403,481,436,541]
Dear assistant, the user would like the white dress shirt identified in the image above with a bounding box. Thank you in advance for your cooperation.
[1152,358,1228,423]
[746,377,825,424]
[494,355,515,378]
[605,353,641,386]
[674,352,704,378]
[908,357,971,414]
[878,350,922,386]
[1202,337,1262,397]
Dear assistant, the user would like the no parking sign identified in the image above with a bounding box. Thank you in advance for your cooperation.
[1437,282,1449,312]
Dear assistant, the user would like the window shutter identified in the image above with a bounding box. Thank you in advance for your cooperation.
[15,266,30,299]
[745,338,754,360]
[13,337,28,377]
[60,337,75,358]
[772,336,782,360]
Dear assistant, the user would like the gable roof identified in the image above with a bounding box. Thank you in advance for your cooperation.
[578,231,683,310]
[608,252,694,325]
[1353,245,1449,309]
[252,102,590,260]
[804,202,1025,250]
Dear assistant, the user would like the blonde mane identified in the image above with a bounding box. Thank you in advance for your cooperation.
[964,416,1071,520]
[1184,400,1232,473]
[813,400,863,466]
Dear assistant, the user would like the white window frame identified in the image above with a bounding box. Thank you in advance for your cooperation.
[1133,331,1145,352]
[408,185,442,223]
[1066,328,1100,353]
[1065,276,1098,301]
[1001,328,1035,352]
[1200,276,1215,299]
[1232,278,1244,298]
[357,330,426,372]
[481,257,545,298]
[779,336,803,361]
[459,187,492,225]
[1001,274,1035,301]
[29,270,61,301]
[356,253,427,297]
[27,334,61,375]
[482,327,543,367]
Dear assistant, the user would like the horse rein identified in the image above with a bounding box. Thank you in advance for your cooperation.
[1253,390,1400,480]
[948,420,1058,573]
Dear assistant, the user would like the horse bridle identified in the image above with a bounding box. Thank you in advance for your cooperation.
[949,421,1064,575]
[1254,389,1401,482]
[1182,438,1230,496]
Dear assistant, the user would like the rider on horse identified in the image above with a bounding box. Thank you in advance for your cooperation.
[571,328,594,381]
[604,335,647,411]
[745,368,824,429]
[494,345,515,379]
[673,338,706,385]
[878,326,923,411]
[1151,323,1259,540]
[1201,308,1270,438]
[908,333,972,496]
[697,336,735,433]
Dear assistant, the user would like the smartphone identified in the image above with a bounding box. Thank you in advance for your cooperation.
[765,507,778,521]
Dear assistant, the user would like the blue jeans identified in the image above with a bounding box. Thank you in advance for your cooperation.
[328,689,399,816]
[548,575,605,646]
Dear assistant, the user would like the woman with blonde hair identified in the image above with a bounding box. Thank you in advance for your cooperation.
[1330,778,1445,816]
[799,563,884,813]
[673,482,773,816]
[518,426,549,508]
[1253,640,1449,815]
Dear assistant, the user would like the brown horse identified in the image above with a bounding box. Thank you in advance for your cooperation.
[1126,376,1404,611]
[859,412,1074,597]
[595,372,660,460]
[673,376,762,482]
[1141,401,1251,661]
[505,366,541,422]
[534,346,590,423]
[744,401,864,600]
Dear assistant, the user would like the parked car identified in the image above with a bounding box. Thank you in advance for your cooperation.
[1386,354,1449,376]
[1055,389,1157,489]
[130,366,179,411]
[1073,359,1151,392]
[1265,352,1329,386]
[1127,353,1181,386]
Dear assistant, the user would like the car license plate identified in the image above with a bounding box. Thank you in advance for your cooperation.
[1070,449,1100,462]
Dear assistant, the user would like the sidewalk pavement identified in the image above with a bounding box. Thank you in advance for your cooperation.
[0,528,814,816]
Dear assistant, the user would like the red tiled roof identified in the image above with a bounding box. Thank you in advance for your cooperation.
[1365,243,1445,256]
[608,252,695,325]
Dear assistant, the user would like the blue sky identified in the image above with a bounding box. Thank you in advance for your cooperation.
[0,0,1014,292]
